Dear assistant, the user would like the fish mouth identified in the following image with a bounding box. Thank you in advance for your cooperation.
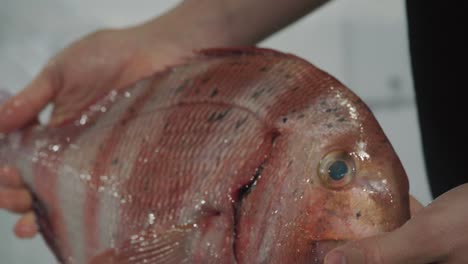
[308,240,347,263]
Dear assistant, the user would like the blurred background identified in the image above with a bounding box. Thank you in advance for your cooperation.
[0,0,430,263]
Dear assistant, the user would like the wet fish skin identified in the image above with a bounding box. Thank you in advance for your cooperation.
[0,47,409,263]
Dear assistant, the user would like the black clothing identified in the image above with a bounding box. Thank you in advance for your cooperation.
[406,2,468,198]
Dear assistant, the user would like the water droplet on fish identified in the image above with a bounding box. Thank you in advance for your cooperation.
[148,213,156,225]
[98,186,105,192]
[124,91,131,98]
[273,210,278,214]
[109,90,118,101]
[79,114,88,125]
[80,174,91,181]
[223,139,229,144]
[49,145,60,152]
[100,106,107,112]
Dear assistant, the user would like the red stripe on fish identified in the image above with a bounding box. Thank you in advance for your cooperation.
[83,78,161,261]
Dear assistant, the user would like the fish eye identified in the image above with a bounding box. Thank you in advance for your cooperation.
[318,151,355,189]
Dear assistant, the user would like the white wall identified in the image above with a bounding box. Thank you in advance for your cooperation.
[0,0,431,263]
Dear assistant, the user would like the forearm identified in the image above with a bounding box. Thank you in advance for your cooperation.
[141,0,330,49]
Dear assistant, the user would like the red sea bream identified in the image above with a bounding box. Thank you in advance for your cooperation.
[0,48,410,263]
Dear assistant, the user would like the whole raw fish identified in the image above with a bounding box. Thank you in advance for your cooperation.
[0,48,410,263]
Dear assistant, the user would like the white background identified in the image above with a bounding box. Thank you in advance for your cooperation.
[0,0,431,263]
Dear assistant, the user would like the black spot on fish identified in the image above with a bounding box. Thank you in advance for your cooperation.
[292,86,300,91]
[285,73,292,79]
[175,81,187,93]
[111,158,119,165]
[298,113,305,119]
[282,117,288,123]
[210,89,219,97]
[260,66,268,72]
[287,160,293,168]
[251,88,265,99]
[208,109,231,122]
[128,107,136,114]
[320,100,326,106]
[337,117,346,122]
[356,211,362,219]
[235,117,248,129]
[326,124,333,128]
[164,122,170,130]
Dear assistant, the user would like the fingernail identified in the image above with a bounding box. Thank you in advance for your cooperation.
[324,250,346,264]
[17,223,38,237]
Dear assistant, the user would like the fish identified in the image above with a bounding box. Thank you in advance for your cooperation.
[0,47,410,263]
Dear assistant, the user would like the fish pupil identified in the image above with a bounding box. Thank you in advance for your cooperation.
[328,160,348,180]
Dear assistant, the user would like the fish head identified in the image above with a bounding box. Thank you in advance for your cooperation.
[237,79,410,263]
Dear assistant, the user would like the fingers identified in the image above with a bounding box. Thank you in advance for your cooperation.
[324,219,443,264]
[409,195,424,216]
[0,187,33,213]
[14,211,39,238]
[0,166,24,188]
[0,69,56,133]
[0,166,32,214]
[0,167,38,238]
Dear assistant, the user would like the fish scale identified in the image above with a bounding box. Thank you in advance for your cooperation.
[0,47,410,263]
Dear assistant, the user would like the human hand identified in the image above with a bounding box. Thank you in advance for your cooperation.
[0,13,222,238]
[324,184,468,264]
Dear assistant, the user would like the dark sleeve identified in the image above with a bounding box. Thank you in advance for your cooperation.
[406,1,468,198]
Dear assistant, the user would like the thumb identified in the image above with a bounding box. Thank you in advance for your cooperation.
[0,69,56,133]
[323,222,441,264]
